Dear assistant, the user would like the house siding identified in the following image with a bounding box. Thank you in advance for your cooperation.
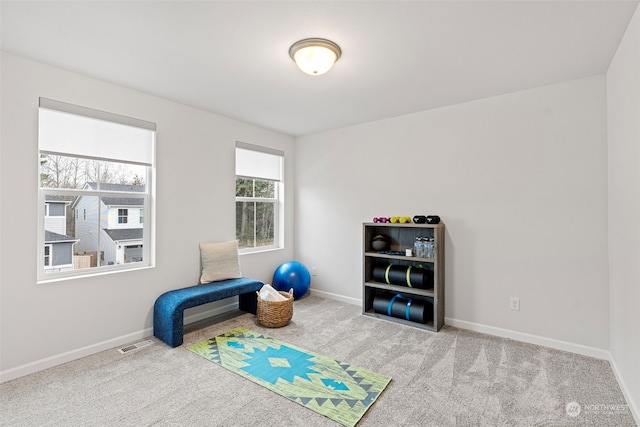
[52,242,73,266]
[106,206,143,229]
[74,196,99,255]
[74,196,139,265]
[44,201,68,235]
[44,216,66,235]
[100,228,117,265]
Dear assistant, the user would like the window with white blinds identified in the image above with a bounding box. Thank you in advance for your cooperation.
[38,98,156,281]
[235,142,284,251]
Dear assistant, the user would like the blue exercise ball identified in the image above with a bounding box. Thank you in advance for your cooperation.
[272,261,311,300]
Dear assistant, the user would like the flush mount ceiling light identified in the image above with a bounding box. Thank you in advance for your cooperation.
[289,38,342,76]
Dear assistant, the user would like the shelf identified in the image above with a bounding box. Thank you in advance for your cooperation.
[363,310,435,331]
[364,281,434,297]
[363,221,445,332]
[365,251,435,263]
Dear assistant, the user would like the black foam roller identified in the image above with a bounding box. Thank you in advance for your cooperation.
[372,293,433,324]
[372,264,432,289]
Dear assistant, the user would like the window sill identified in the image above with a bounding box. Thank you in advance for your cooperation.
[37,264,154,284]
[239,246,284,256]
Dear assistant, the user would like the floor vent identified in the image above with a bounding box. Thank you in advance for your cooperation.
[118,339,154,355]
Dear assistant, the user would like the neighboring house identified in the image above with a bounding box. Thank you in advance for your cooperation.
[44,196,77,272]
[72,183,145,266]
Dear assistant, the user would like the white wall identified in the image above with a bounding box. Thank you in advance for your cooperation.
[0,52,295,381]
[607,4,640,418]
[295,76,609,352]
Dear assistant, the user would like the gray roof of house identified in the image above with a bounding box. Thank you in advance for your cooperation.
[45,230,77,243]
[104,228,143,242]
[102,197,144,206]
[84,182,145,206]
[44,195,73,203]
[86,182,145,192]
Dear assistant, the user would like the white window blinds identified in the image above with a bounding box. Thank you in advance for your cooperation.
[38,98,155,166]
[235,142,283,182]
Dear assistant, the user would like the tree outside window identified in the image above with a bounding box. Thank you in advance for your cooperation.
[235,143,283,252]
[236,178,276,249]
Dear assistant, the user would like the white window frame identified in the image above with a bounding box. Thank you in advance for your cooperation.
[235,142,284,253]
[37,98,156,282]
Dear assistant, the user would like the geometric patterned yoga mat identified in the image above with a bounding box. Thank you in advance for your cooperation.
[188,327,392,427]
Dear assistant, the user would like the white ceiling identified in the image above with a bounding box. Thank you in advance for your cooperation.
[1,1,638,136]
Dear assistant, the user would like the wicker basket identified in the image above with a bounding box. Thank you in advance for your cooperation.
[256,289,294,328]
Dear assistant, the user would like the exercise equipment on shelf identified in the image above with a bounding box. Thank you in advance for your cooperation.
[372,264,432,289]
[372,292,433,324]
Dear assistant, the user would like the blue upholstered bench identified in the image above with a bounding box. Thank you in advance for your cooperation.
[153,277,264,347]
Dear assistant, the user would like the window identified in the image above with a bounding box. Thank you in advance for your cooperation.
[140,209,144,224]
[118,208,128,224]
[46,202,65,216]
[44,245,52,267]
[38,98,155,281]
[235,142,284,251]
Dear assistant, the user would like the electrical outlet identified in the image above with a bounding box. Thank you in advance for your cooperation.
[311,267,317,276]
[510,297,520,311]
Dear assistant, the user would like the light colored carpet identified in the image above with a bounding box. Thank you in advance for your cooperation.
[1,295,636,426]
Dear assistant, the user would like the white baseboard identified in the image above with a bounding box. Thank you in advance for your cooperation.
[609,354,640,425]
[309,288,360,306]
[307,295,609,359]
[445,317,610,360]
[0,328,153,383]
[309,295,610,360]
[0,302,238,384]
